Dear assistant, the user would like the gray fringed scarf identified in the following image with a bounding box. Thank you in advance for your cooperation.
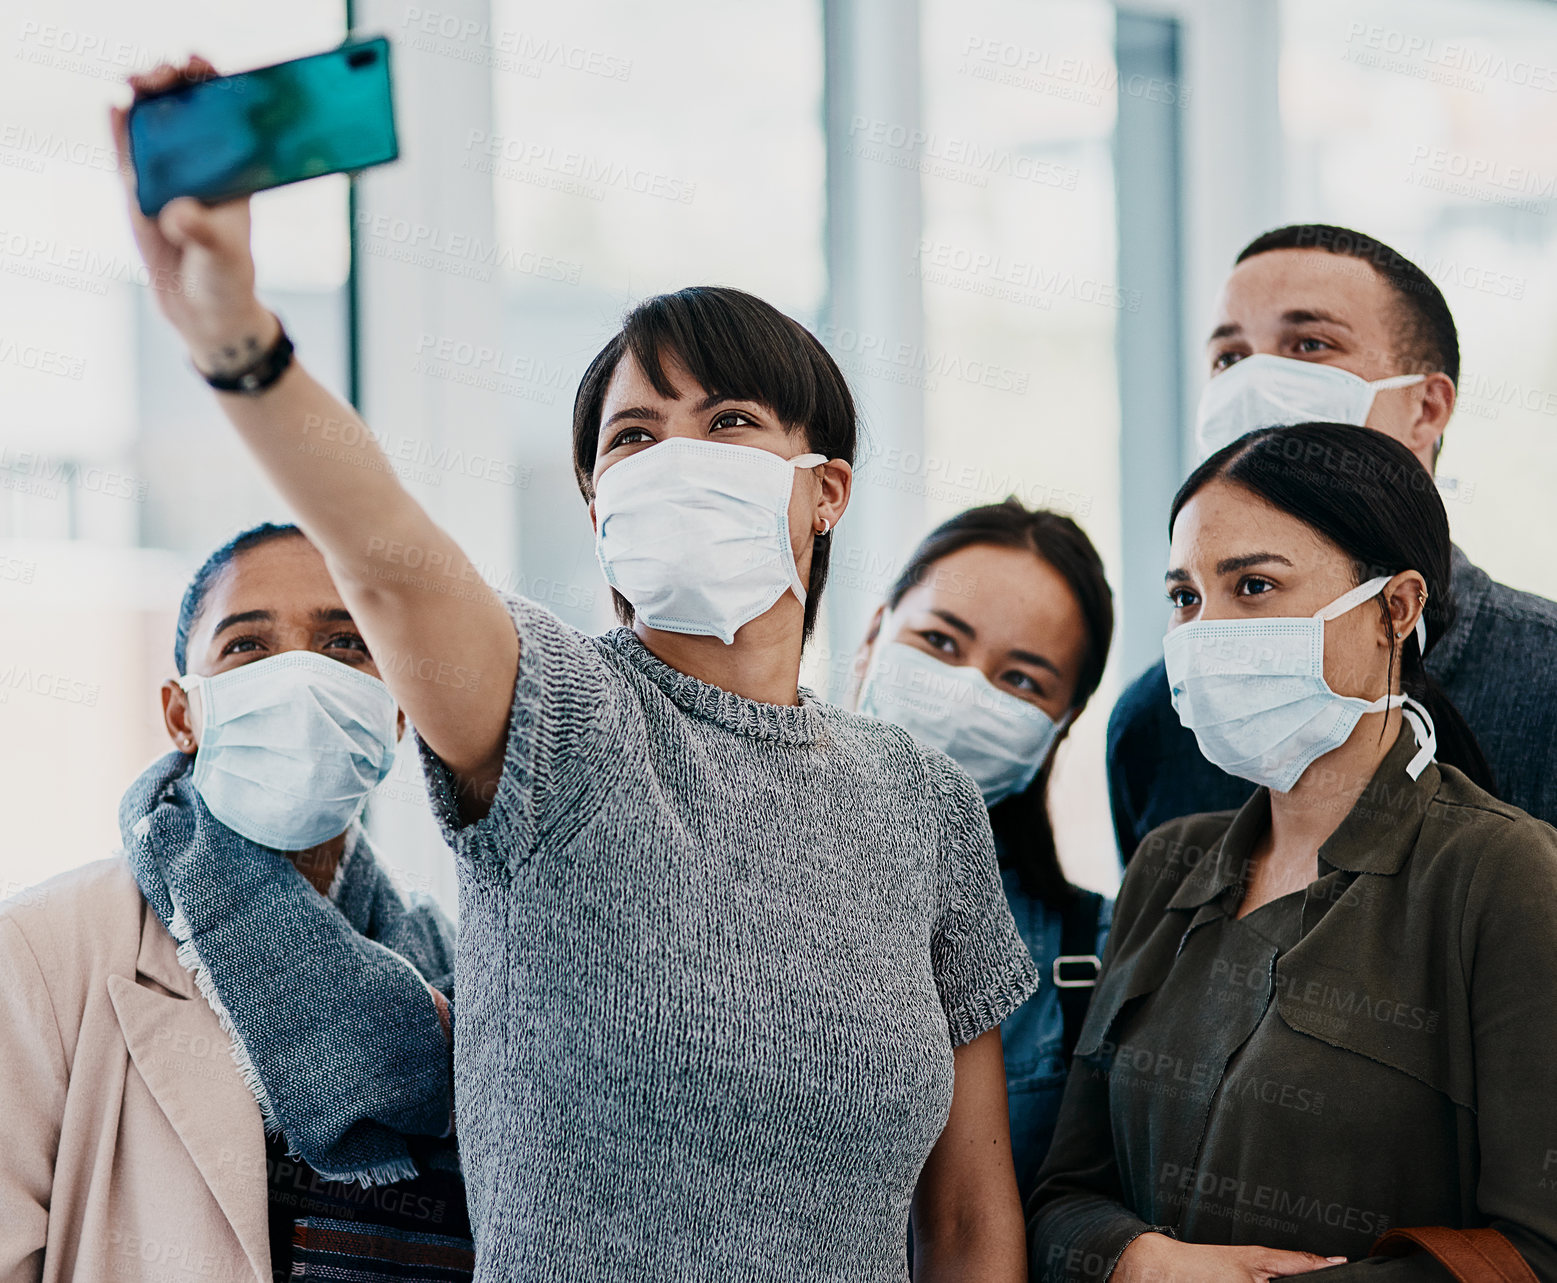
[120,751,455,1186]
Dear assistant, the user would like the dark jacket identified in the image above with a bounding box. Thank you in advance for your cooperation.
[1107,546,1557,857]
[1027,729,1557,1280]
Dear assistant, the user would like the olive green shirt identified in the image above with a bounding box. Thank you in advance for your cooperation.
[1028,729,1557,1280]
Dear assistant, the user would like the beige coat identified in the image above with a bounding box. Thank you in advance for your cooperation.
[0,858,271,1283]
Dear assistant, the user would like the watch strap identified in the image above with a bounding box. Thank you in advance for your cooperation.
[200,321,294,395]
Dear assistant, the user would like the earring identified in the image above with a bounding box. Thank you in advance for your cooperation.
[816,517,832,536]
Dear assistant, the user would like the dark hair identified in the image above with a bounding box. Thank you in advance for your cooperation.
[1237,224,1459,388]
[571,286,857,641]
[174,522,305,674]
[886,499,1115,906]
[1170,423,1493,792]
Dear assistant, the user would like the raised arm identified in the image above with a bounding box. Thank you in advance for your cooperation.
[111,59,516,813]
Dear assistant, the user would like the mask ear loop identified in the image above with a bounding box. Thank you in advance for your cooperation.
[1042,707,1076,772]
[173,672,204,754]
[1368,373,1427,393]
[1314,575,1428,654]
[1400,587,1434,777]
[1320,575,1431,759]
[1372,583,1435,778]
[785,453,829,605]
[1312,574,1394,622]
[1399,698,1437,779]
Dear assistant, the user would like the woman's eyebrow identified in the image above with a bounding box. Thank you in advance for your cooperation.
[1008,647,1061,679]
[602,404,665,430]
[1215,552,1293,575]
[929,607,976,638]
[212,608,273,637]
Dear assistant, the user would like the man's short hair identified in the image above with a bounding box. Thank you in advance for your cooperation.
[1236,223,1459,387]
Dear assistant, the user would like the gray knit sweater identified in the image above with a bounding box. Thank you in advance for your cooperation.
[417,595,1040,1281]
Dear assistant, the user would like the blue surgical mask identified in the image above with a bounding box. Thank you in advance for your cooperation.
[176,651,400,850]
[1163,576,1435,792]
[859,641,1065,805]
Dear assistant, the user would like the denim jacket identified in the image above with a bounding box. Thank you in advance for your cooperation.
[999,867,1113,1205]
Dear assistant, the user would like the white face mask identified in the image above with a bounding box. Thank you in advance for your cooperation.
[858,641,1065,806]
[177,650,400,851]
[593,437,826,645]
[1163,575,1435,793]
[1195,354,1425,461]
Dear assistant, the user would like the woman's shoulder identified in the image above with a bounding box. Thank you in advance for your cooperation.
[1419,762,1557,896]
[1429,760,1554,830]
[822,698,932,756]
[0,857,146,991]
[1,856,143,933]
[495,590,621,670]
[1131,807,1242,865]
[1119,808,1241,904]
[830,707,984,813]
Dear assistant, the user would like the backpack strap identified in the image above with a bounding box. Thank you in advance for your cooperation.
[1055,889,1104,1065]
[1371,1227,1537,1283]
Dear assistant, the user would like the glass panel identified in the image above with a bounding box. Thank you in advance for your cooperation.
[487,0,827,637]
[0,3,348,892]
[1282,0,1557,600]
[919,0,1121,892]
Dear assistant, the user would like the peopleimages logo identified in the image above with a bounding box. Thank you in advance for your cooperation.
[1343,21,1557,93]
[1407,146,1556,215]
[845,117,1079,190]
[400,7,634,82]
[958,35,1191,108]
[463,131,697,205]
[817,323,1030,394]
[913,239,1142,312]
[355,213,583,285]
[0,665,100,706]
[1159,1163,1392,1237]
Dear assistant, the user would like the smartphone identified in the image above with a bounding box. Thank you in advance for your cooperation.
[127,35,398,217]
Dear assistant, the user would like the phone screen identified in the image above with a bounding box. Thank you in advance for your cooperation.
[128,36,398,216]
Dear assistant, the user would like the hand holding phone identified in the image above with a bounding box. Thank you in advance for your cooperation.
[126,37,398,217]
[110,57,275,372]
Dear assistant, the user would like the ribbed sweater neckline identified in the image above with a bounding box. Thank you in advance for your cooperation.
[600,627,825,745]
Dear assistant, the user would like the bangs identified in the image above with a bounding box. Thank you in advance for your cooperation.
[571,286,854,501]
[568,286,856,643]
[619,289,825,432]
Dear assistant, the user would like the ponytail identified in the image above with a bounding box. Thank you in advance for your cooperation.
[1388,581,1497,796]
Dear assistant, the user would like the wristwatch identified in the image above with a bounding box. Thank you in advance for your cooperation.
[199,319,294,395]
